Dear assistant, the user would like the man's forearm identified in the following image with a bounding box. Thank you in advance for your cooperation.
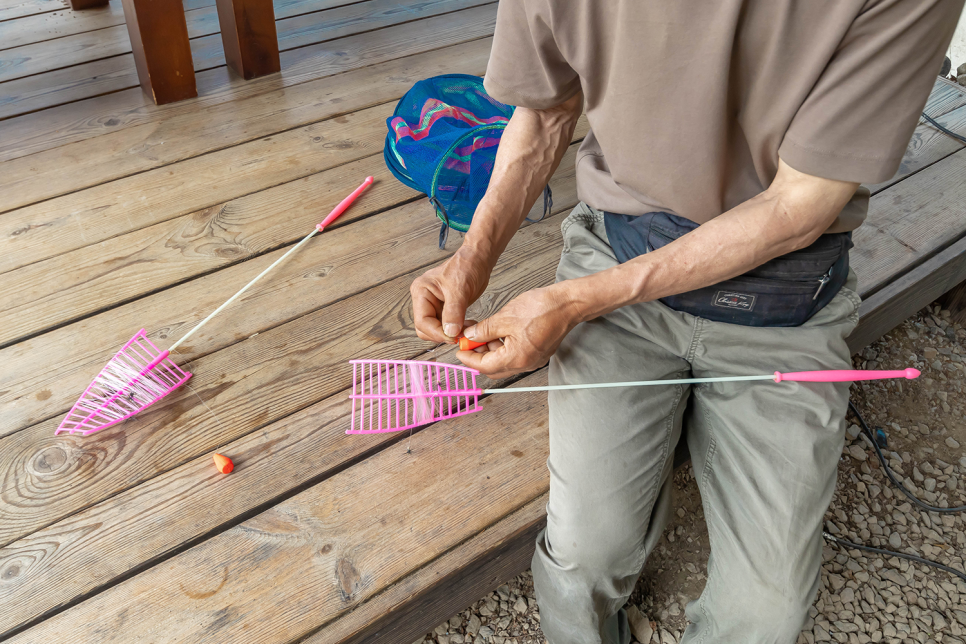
[461,93,583,269]
[563,160,860,323]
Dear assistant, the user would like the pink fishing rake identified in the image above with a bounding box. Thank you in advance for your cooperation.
[56,177,374,436]
[346,359,921,434]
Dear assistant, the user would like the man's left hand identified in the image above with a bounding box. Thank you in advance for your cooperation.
[457,283,582,379]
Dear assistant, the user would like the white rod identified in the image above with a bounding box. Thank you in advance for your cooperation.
[169,229,318,351]
[483,374,775,393]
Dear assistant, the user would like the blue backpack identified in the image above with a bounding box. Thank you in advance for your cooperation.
[384,74,551,247]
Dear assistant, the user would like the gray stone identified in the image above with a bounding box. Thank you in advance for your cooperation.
[626,605,653,644]
[889,532,902,549]
[846,424,862,440]
[513,597,528,614]
[924,478,937,492]
[946,437,961,449]
[848,445,868,461]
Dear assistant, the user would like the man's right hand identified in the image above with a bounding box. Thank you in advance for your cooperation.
[410,247,493,344]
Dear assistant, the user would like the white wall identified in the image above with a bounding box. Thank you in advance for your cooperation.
[950,8,966,73]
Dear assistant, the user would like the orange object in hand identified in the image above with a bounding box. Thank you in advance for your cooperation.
[458,336,487,351]
[212,453,234,474]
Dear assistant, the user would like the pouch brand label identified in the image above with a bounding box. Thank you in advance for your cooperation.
[712,291,757,312]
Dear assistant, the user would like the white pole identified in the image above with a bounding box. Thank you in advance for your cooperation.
[483,374,775,393]
[169,229,318,351]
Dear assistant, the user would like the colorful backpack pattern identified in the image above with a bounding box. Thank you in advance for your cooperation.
[384,74,551,247]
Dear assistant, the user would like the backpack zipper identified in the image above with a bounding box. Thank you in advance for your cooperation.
[813,267,833,301]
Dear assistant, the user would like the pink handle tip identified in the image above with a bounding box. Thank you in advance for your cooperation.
[774,367,920,383]
[316,177,374,231]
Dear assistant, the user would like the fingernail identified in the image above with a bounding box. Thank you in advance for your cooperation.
[443,323,460,337]
[464,326,477,339]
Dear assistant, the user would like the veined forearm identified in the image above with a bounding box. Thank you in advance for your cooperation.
[562,160,860,324]
[462,93,583,268]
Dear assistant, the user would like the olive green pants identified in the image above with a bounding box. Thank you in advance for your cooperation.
[533,204,861,644]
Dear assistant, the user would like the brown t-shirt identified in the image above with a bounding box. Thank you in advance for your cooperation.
[484,0,963,232]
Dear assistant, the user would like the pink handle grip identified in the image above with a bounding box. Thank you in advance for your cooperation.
[316,176,374,231]
[774,368,920,383]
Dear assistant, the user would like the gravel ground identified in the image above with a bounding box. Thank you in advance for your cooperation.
[413,300,966,644]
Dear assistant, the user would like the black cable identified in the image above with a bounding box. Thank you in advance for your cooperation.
[847,400,966,513]
[921,111,966,145]
[823,532,966,584]
[823,401,966,584]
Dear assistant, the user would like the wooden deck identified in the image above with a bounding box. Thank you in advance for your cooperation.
[1,1,965,641]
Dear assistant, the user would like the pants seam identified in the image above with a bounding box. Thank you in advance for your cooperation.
[632,383,687,573]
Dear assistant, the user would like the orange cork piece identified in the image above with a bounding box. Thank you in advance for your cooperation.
[458,336,487,351]
[212,453,234,474]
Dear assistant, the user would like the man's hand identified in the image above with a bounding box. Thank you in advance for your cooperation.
[456,283,581,378]
[409,92,583,345]
[411,248,493,343]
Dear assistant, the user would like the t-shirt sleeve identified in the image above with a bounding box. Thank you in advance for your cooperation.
[779,0,964,184]
[483,0,582,109]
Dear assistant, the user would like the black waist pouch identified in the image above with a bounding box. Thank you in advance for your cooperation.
[603,211,852,327]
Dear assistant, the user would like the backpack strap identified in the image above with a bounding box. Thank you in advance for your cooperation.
[525,185,553,223]
[430,195,451,249]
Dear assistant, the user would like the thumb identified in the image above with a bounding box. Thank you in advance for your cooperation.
[440,294,468,339]
[463,315,500,343]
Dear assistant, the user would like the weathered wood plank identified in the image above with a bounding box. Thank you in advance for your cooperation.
[308,495,547,644]
[0,340,523,637]
[0,216,563,633]
[0,192,569,546]
[0,3,126,51]
[867,101,966,195]
[0,118,585,355]
[0,135,581,439]
[0,1,495,122]
[848,234,966,353]
[0,6,216,85]
[0,15,491,234]
[852,147,966,301]
[0,0,67,22]
[0,40,489,272]
[0,0,475,87]
[0,0,362,53]
[0,26,490,168]
[5,366,551,644]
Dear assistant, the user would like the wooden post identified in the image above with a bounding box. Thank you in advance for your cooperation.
[215,0,281,80]
[121,0,198,105]
[69,0,110,9]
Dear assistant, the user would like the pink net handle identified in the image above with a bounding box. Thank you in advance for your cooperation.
[774,368,920,383]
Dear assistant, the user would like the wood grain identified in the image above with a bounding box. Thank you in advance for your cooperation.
[0,220,564,633]
[0,21,490,169]
[0,133,581,440]
[309,495,547,644]
[0,38,493,269]
[853,147,966,301]
[5,366,551,644]
[0,0,361,54]
[0,118,585,354]
[867,102,966,195]
[0,2,126,52]
[0,0,495,121]
[0,339,525,637]
[848,235,966,353]
[0,198,568,547]
[0,0,68,21]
